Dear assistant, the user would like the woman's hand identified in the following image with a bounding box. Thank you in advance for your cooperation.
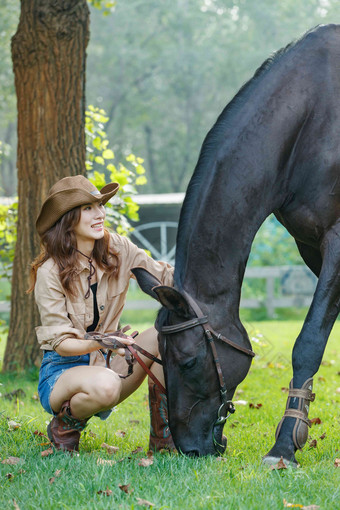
[105,334,135,356]
[84,326,139,357]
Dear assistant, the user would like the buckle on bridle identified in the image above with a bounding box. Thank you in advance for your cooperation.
[214,398,235,427]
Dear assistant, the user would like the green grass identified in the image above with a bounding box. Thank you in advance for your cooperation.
[0,321,339,509]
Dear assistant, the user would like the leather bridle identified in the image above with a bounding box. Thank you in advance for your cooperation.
[159,290,255,451]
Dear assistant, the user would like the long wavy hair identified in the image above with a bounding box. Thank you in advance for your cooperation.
[27,207,119,295]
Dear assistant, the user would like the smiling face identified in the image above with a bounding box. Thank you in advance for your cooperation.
[73,202,106,251]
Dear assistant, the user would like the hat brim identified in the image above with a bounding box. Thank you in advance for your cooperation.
[36,182,119,236]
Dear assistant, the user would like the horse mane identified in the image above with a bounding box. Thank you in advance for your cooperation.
[174,26,320,285]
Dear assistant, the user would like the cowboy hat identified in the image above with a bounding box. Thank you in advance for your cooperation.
[36,175,119,236]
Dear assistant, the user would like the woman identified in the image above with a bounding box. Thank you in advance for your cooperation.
[29,175,175,452]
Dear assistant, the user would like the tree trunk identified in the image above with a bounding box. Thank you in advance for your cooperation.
[3,0,89,371]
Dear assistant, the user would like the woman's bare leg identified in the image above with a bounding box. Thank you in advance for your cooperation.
[50,327,162,417]
[110,326,164,404]
[50,366,122,419]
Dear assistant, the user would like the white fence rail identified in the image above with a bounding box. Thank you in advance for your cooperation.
[0,265,317,319]
[126,265,317,318]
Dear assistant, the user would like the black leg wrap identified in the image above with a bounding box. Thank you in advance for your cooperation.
[275,377,315,450]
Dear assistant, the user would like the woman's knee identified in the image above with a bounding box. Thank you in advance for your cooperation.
[137,327,159,356]
[93,370,122,408]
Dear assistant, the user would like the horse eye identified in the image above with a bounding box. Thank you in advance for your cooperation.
[180,358,197,370]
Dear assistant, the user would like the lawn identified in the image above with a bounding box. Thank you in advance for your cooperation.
[0,319,339,509]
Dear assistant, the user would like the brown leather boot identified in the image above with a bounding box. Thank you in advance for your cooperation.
[148,380,176,452]
[47,401,89,452]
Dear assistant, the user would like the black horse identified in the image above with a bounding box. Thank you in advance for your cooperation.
[133,24,340,466]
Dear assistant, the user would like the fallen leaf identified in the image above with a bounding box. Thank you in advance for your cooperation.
[318,376,326,382]
[334,458,340,467]
[115,430,126,438]
[88,431,97,438]
[138,455,154,467]
[118,483,133,494]
[3,388,26,400]
[31,393,39,401]
[50,469,62,481]
[129,419,140,424]
[13,500,20,510]
[100,442,119,454]
[136,497,155,507]
[33,430,46,437]
[283,498,303,507]
[97,487,112,496]
[249,403,263,409]
[1,457,23,465]
[270,456,287,470]
[310,417,322,425]
[41,447,54,457]
[131,446,143,454]
[319,433,326,440]
[8,420,21,430]
[309,439,317,448]
[96,458,116,466]
[6,473,13,479]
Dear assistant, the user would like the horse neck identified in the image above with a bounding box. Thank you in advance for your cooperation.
[179,203,264,317]
[175,65,310,314]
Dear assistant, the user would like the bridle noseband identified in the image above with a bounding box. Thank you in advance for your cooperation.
[160,290,256,451]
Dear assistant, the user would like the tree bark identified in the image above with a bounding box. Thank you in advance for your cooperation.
[3,0,89,371]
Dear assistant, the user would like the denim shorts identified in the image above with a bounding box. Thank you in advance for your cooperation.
[38,350,112,420]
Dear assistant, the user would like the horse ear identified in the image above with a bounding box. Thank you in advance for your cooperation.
[153,286,192,318]
[131,267,162,300]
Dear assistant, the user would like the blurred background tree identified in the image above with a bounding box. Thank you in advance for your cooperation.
[3,1,340,197]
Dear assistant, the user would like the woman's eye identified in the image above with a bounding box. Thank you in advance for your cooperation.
[180,358,197,370]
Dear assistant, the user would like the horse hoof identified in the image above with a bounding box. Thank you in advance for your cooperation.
[262,455,298,468]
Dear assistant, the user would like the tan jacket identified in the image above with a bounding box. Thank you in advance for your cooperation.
[35,233,173,354]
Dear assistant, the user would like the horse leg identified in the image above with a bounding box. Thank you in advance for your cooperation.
[295,240,322,277]
[263,229,340,466]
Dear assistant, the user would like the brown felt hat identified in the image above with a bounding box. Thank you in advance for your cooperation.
[36,175,119,236]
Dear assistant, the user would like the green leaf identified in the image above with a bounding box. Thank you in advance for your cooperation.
[136,165,145,175]
[102,149,115,159]
[93,137,102,151]
[135,176,147,186]
[94,156,105,165]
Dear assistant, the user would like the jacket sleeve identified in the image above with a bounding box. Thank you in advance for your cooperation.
[34,265,84,350]
[115,234,174,287]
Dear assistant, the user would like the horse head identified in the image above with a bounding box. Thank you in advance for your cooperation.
[132,267,254,456]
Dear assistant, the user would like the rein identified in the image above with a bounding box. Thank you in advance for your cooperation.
[160,290,255,451]
[85,331,166,393]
